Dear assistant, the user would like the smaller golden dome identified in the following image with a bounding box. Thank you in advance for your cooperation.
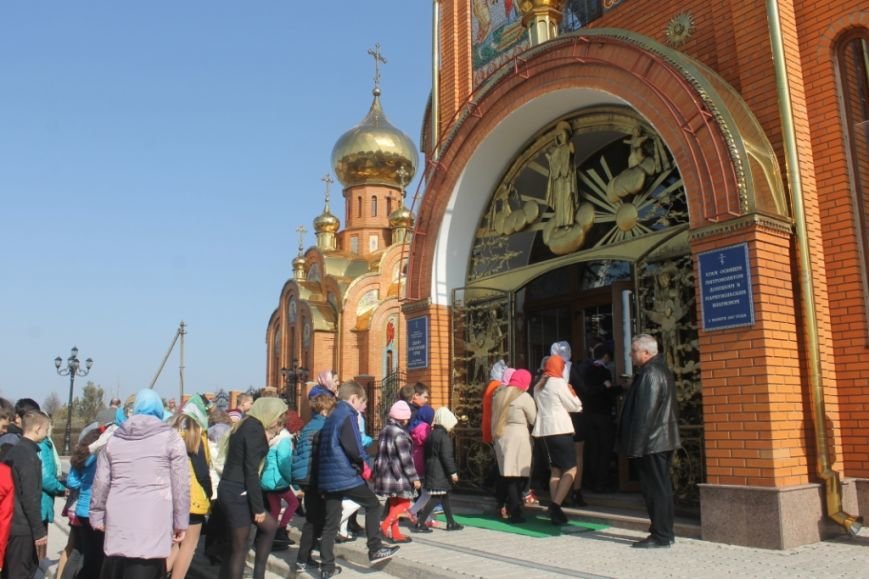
[314,210,340,234]
[292,254,306,269]
[389,205,414,229]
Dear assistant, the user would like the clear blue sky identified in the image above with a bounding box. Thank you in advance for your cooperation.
[0,1,432,406]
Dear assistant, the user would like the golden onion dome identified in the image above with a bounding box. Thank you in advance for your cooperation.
[388,205,414,229]
[314,209,340,234]
[331,89,418,188]
[292,254,306,269]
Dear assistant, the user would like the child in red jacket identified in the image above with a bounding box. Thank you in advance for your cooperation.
[0,444,14,574]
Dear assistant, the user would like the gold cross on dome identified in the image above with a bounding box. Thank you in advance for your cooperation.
[368,42,387,91]
[396,166,409,195]
[296,225,307,254]
[321,174,334,206]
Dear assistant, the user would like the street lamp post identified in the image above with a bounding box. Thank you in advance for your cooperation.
[54,346,93,456]
[280,359,308,411]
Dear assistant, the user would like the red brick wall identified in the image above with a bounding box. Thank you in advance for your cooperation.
[414,1,869,486]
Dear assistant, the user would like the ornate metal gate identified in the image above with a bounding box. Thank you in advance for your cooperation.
[637,253,704,512]
[450,287,513,489]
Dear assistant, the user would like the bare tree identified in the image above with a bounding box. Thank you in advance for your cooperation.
[43,392,62,417]
[76,381,106,425]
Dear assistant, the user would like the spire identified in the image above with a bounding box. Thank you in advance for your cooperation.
[389,165,414,245]
[314,175,340,251]
[321,173,334,213]
[368,42,387,96]
[293,225,307,280]
[296,225,307,255]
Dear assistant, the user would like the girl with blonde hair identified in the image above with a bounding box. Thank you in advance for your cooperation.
[166,394,212,579]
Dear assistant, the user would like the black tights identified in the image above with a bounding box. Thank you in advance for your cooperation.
[219,513,278,579]
[416,492,456,525]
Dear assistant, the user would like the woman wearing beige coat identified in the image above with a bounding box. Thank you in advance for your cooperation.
[491,369,537,523]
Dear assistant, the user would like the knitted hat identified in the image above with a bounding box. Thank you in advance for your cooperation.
[181,395,209,430]
[433,407,459,432]
[507,369,532,392]
[227,408,243,422]
[389,400,412,420]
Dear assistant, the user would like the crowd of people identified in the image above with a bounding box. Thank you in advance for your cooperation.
[484,334,680,544]
[0,332,680,579]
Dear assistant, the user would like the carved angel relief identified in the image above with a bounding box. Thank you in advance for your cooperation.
[470,114,686,281]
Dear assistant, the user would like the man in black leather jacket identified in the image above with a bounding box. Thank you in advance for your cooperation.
[619,334,681,548]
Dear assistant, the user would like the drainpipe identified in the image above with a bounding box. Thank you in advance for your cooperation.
[765,0,862,535]
[431,0,440,160]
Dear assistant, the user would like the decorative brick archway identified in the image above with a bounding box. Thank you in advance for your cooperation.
[408,30,786,304]
[399,31,855,549]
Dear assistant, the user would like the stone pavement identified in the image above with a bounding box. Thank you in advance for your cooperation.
[38,497,869,578]
[222,493,869,579]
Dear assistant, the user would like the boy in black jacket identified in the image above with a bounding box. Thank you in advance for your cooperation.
[3,410,50,579]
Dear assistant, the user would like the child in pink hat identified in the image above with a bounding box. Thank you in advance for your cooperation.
[373,401,420,543]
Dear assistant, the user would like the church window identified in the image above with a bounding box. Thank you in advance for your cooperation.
[387,197,394,215]
[371,195,378,217]
[357,196,362,218]
[350,235,359,254]
[369,234,379,252]
[836,31,869,311]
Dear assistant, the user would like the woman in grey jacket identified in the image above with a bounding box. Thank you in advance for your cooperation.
[90,389,189,579]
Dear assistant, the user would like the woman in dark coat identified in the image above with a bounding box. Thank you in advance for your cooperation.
[411,407,463,532]
[217,397,287,579]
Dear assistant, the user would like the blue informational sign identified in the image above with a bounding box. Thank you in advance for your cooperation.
[406,316,429,369]
[698,243,755,331]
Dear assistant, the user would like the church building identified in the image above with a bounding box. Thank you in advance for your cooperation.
[265,61,418,427]
[268,1,869,549]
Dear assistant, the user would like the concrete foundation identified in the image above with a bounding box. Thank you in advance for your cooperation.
[699,482,855,549]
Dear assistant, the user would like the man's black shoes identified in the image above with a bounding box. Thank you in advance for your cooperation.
[631,536,672,549]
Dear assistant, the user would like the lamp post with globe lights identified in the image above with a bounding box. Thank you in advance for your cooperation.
[54,346,93,455]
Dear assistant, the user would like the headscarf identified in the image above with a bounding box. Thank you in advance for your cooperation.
[181,394,209,430]
[78,421,100,443]
[551,341,572,380]
[116,394,136,425]
[543,355,565,379]
[409,404,435,431]
[220,397,288,461]
[490,360,507,383]
[501,368,516,387]
[245,397,288,430]
[550,341,571,361]
[433,407,458,433]
[507,369,532,392]
[317,370,338,393]
[132,389,165,420]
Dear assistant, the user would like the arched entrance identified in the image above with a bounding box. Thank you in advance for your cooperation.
[406,29,788,516]
[449,107,703,506]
